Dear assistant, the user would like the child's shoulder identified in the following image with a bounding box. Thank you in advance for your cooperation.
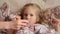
[35,24,49,33]
[35,24,48,28]
[35,24,59,34]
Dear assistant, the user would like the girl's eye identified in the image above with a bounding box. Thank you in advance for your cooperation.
[30,14,33,16]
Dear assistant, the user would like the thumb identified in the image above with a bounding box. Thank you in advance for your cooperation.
[15,16,21,22]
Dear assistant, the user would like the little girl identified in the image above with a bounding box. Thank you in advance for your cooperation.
[42,8,59,34]
[16,3,49,34]
[50,6,60,34]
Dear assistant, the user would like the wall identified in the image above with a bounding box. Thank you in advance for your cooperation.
[0,0,60,12]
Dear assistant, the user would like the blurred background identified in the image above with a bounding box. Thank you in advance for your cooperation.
[0,0,60,34]
[0,0,60,13]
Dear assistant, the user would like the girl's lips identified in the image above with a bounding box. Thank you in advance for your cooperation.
[51,18,58,25]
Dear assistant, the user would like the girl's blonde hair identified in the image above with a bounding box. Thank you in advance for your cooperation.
[20,3,43,24]
[42,8,53,28]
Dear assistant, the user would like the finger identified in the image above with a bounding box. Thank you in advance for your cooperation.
[18,22,27,27]
[16,25,25,30]
[17,20,29,25]
[21,20,29,24]
[13,15,21,21]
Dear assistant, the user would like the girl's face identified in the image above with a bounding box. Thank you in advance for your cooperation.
[23,7,37,24]
[51,14,60,31]
[51,14,60,25]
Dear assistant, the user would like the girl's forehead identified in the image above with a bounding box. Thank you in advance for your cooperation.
[23,6,38,14]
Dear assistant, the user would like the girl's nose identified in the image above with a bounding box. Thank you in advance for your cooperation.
[26,15,30,20]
